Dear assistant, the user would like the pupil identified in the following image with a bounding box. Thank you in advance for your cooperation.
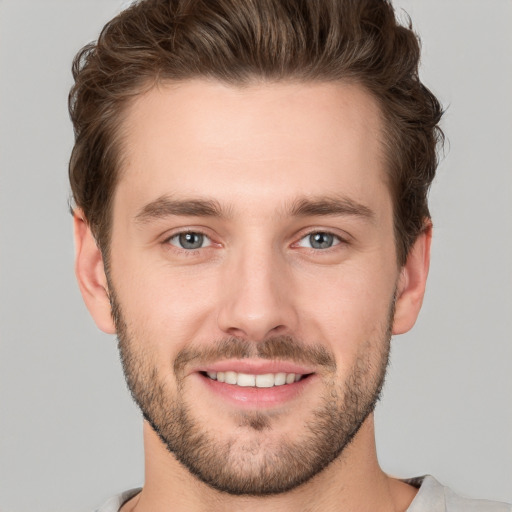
[310,232,333,249]
[180,232,203,249]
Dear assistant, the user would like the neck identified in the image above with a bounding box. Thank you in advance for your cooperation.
[122,415,417,512]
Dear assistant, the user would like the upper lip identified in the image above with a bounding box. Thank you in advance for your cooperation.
[190,359,316,376]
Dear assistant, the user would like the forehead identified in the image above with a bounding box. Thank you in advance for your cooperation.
[116,79,389,216]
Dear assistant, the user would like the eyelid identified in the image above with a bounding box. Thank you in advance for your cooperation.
[160,226,350,252]
[292,227,351,252]
[297,231,340,248]
[162,227,217,249]
[168,232,212,249]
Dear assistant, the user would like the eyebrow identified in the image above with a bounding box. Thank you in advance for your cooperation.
[289,196,375,221]
[134,196,226,224]
[134,194,375,224]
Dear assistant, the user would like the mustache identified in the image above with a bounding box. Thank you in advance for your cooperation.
[173,335,337,377]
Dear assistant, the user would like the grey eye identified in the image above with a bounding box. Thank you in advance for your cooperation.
[169,232,211,250]
[297,232,340,249]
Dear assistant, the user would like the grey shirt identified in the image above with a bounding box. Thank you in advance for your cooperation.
[95,476,511,511]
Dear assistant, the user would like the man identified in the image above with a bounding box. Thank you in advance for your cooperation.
[68,1,510,511]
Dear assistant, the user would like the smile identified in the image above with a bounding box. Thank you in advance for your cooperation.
[195,361,316,407]
[204,371,304,387]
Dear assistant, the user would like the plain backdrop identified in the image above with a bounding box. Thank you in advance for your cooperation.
[0,1,511,511]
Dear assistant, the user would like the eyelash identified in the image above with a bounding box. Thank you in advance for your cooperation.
[163,229,348,254]
[297,228,350,254]
[165,230,213,253]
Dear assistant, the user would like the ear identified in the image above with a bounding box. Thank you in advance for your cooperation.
[392,222,432,335]
[73,209,116,334]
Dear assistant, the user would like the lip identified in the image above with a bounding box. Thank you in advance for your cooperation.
[191,359,317,409]
[192,359,316,376]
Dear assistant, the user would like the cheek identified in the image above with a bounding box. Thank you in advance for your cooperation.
[109,231,398,365]
[296,258,397,355]
[111,256,221,352]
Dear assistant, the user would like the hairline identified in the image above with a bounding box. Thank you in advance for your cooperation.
[94,75,415,269]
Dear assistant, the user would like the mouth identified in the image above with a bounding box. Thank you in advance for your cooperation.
[194,361,316,408]
[202,370,308,388]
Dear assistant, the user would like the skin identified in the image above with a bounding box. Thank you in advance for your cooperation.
[74,80,431,511]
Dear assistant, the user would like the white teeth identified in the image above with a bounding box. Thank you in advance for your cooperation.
[286,373,296,384]
[274,372,286,386]
[255,373,275,388]
[225,371,237,385]
[206,371,303,387]
[237,373,256,387]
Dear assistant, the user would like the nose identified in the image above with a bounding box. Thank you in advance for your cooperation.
[216,244,298,342]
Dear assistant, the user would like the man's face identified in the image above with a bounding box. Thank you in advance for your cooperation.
[106,80,402,494]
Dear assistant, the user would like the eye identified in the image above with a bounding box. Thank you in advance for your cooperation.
[168,232,212,250]
[297,232,341,250]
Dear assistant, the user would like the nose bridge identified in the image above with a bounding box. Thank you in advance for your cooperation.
[217,235,296,341]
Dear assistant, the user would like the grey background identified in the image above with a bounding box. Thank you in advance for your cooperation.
[0,0,511,510]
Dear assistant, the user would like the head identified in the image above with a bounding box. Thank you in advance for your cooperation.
[70,0,442,497]
[69,0,443,267]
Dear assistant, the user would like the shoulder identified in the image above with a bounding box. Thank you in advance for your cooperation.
[94,488,142,512]
[406,475,511,512]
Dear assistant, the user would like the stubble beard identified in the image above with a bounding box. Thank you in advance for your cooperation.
[110,289,393,496]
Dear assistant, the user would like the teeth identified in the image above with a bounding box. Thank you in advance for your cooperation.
[237,373,256,387]
[286,373,296,384]
[274,373,286,386]
[225,371,237,385]
[205,371,304,387]
[255,374,275,388]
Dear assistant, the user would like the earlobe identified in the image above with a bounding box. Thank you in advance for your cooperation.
[392,222,432,335]
[73,210,116,334]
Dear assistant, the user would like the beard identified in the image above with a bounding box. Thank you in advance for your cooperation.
[110,288,393,496]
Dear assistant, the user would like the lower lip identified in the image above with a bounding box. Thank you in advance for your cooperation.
[197,373,315,408]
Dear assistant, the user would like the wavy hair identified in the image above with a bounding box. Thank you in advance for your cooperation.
[69,0,444,265]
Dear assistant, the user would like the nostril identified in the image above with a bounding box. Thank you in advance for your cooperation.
[216,284,298,341]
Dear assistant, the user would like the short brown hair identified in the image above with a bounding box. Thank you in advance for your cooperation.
[69,0,444,265]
